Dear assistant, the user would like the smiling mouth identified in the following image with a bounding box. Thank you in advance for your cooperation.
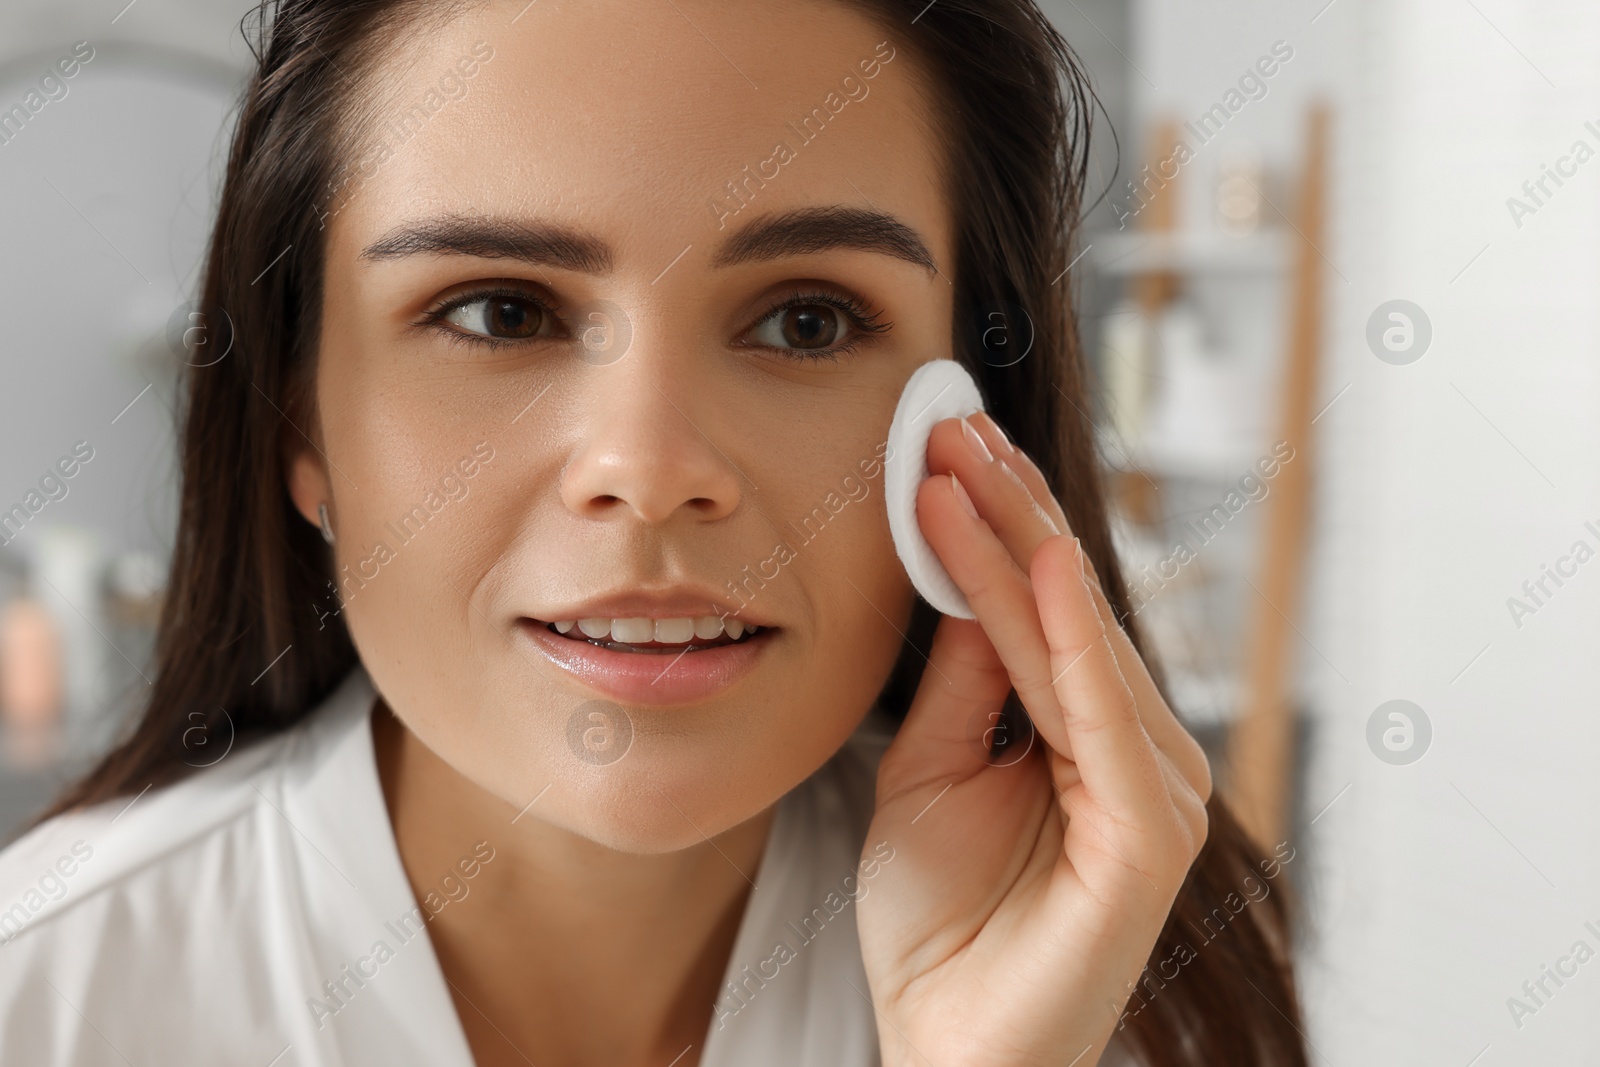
[533,616,764,655]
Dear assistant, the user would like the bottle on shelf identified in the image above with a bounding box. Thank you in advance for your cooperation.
[0,567,64,770]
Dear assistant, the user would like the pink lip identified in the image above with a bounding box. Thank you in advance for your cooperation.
[517,620,772,706]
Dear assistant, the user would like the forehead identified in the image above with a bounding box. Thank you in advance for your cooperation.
[325,0,951,275]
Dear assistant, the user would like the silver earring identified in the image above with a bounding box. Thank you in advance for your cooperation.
[317,502,335,545]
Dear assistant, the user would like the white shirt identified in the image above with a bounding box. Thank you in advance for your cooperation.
[0,666,894,1066]
[0,666,1144,1067]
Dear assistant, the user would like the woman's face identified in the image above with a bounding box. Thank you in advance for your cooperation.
[291,0,954,851]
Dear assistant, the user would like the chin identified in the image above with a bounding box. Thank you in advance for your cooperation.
[540,774,758,855]
[521,721,793,853]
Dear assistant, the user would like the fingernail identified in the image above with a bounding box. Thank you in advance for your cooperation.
[1075,537,1102,594]
[951,472,980,519]
[975,411,1015,454]
[1074,536,1086,578]
[960,416,994,463]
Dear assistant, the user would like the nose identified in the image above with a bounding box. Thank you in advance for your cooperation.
[559,342,743,526]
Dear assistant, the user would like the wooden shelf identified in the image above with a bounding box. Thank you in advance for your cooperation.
[1099,430,1273,483]
[1088,230,1290,277]
[1092,104,1331,851]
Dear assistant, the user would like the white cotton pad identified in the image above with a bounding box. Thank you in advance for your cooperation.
[884,359,986,619]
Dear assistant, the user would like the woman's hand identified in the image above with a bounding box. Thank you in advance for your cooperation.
[857,411,1213,1067]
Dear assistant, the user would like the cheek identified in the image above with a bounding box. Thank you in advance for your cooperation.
[806,506,915,708]
[756,421,914,721]
[334,486,491,747]
[318,368,521,750]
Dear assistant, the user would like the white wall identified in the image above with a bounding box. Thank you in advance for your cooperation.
[1132,0,1600,1062]
[1304,0,1600,1062]
[0,2,257,72]
[0,2,256,571]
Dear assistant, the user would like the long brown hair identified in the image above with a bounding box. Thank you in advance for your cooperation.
[35,1,1307,1063]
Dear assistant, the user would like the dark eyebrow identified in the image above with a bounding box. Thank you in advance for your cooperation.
[359,204,936,275]
[712,206,938,275]
[360,214,612,273]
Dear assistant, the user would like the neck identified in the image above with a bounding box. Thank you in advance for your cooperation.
[371,700,774,1067]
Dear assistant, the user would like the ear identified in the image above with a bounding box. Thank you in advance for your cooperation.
[286,447,333,532]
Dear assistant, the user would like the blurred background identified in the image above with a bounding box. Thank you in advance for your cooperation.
[1,1,1596,1062]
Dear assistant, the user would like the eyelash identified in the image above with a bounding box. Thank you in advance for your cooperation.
[416,284,893,360]
[419,286,564,354]
[745,286,893,361]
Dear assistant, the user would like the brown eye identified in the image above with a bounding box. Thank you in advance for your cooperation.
[740,287,890,361]
[443,294,553,340]
[753,303,846,351]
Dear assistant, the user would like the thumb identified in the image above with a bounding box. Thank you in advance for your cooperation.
[874,614,1014,807]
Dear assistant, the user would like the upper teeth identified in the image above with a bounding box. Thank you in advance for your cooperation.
[553,616,755,642]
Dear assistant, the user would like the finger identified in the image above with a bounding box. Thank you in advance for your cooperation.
[1031,533,1168,819]
[962,414,1210,801]
[1152,748,1209,863]
[925,416,1060,577]
[875,613,1014,805]
[1052,720,1201,853]
[936,416,1150,686]
[931,416,1212,802]
[916,472,1076,762]
[967,411,1070,532]
[1077,545,1213,802]
[1154,747,1209,860]
[1058,749,1204,900]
